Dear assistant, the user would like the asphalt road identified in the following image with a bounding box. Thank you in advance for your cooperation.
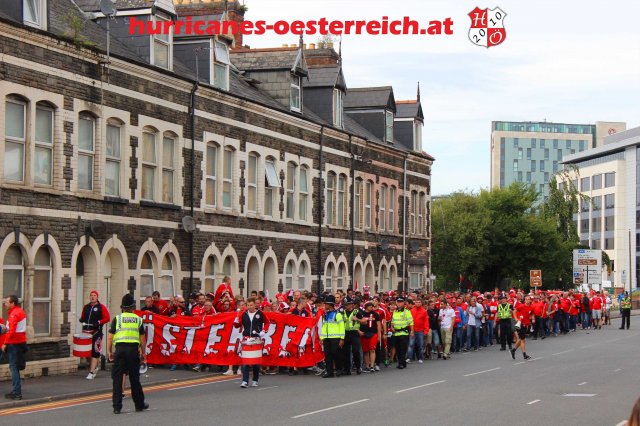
[5,325,639,426]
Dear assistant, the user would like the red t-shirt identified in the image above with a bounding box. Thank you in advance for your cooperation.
[515,304,533,327]
[560,298,571,313]
[592,297,602,310]
[153,299,170,315]
[487,301,498,321]
[410,306,429,333]
[569,299,580,316]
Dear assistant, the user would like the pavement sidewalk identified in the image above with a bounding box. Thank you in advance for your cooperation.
[0,364,231,410]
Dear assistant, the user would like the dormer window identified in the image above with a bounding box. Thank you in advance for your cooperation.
[213,40,230,91]
[333,89,343,128]
[290,76,301,113]
[152,15,172,70]
[413,120,423,151]
[385,110,394,143]
[23,0,46,29]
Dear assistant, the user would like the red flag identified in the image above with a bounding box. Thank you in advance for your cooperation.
[355,281,359,291]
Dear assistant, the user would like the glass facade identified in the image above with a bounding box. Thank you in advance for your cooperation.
[493,121,595,135]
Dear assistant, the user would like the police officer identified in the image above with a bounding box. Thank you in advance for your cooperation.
[620,291,632,330]
[107,294,148,414]
[342,297,362,375]
[319,295,344,378]
[496,295,513,351]
[391,297,414,369]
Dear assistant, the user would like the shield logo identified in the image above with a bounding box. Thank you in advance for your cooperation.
[468,6,507,48]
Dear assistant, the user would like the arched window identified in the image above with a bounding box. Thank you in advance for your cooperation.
[4,96,27,183]
[141,127,158,200]
[205,142,218,207]
[223,256,234,278]
[105,118,123,196]
[34,101,54,186]
[78,113,96,190]
[204,256,218,293]
[326,172,335,224]
[247,152,258,213]
[337,174,346,226]
[33,247,52,335]
[285,260,294,290]
[159,254,175,297]
[286,162,297,219]
[325,263,334,291]
[380,265,388,291]
[140,252,155,298]
[380,184,387,231]
[298,261,307,290]
[2,245,24,316]
[299,166,308,221]
[337,263,346,289]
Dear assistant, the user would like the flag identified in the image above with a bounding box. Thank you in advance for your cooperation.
[265,289,270,303]
[355,281,359,291]
[287,289,294,298]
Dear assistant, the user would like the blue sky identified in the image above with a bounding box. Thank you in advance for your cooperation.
[243,0,640,195]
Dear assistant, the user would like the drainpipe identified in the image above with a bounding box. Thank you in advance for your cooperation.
[317,126,325,294]
[402,156,408,293]
[349,135,355,288]
[188,81,198,297]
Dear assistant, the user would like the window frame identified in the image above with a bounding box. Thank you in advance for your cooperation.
[413,120,422,151]
[286,162,296,220]
[141,129,157,201]
[354,179,362,230]
[388,186,396,233]
[326,172,335,225]
[299,166,308,221]
[337,174,346,226]
[333,88,343,128]
[4,99,26,183]
[290,76,301,113]
[105,119,122,197]
[204,256,218,293]
[264,158,279,217]
[151,15,173,70]
[2,245,25,306]
[78,114,96,191]
[285,260,294,290]
[222,146,234,209]
[205,142,218,208]
[161,134,176,204]
[385,110,394,143]
[418,192,425,235]
[247,152,258,213]
[139,253,156,301]
[364,180,372,229]
[23,0,46,29]
[33,247,52,336]
[410,191,417,235]
[380,184,387,231]
[34,104,54,186]
[212,39,230,91]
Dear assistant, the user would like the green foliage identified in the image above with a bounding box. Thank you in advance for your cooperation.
[432,182,580,291]
[61,12,96,49]
[316,34,336,49]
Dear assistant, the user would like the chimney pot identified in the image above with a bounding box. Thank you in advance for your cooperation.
[309,43,316,49]
[303,43,307,49]
[282,44,288,47]
[328,42,334,48]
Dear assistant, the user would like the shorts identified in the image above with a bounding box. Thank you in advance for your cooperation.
[387,335,396,348]
[517,328,528,340]
[592,310,602,320]
[361,334,378,352]
[91,331,103,358]
[605,308,611,317]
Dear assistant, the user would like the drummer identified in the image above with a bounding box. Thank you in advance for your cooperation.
[235,297,266,388]
[79,290,110,380]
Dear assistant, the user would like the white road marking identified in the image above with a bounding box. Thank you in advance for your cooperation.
[527,400,541,405]
[580,344,597,349]
[168,378,236,391]
[552,349,575,356]
[577,382,587,386]
[614,420,628,426]
[529,357,543,361]
[291,399,369,419]
[395,380,446,394]
[256,386,279,391]
[614,368,622,372]
[513,361,525,366]
[463,367,500,377]
[563,393,597,397]
[16,400,104,415]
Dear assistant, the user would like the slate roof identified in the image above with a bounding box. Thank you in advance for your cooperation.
[396,101,423,120]
[303,66,346,90]
[343,115,382,144]
[344,86,395,112]
[230,47,308,76]
[75,0,175,14]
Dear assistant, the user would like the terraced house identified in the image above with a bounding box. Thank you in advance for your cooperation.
[0,0,433,377]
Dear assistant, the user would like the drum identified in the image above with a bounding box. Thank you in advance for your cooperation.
[73,333,93,357]
[240,338,263,365]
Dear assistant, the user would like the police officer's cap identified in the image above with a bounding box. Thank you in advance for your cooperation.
[345,297,355,304]
[324,295,336,305]
[121,293,136,309]
[396,297,405,302]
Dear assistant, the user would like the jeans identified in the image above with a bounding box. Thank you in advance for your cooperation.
[581,312,591,328]
[455,327,464,352]
[407,331,425,361]
[431,329,441,347]
[466,325,479,350]
[6,345,21,395]
[242,364,260,383]
[484,321,494,346]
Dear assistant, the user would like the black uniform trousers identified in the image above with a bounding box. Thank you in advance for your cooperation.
[394,335,409,367]
[621,308,631,329]
[498,320,512,349]
[323,338,343,376]
[112,343,145,410]
[342,330,362,373]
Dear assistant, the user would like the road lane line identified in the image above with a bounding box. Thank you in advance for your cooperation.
[256,386,279,391]
[463,367,500,377]
[395,380,446,394]
[614,368,622,372]
[552,349,575,356]
[577,382,587,386]
[528,357,542,361]
[291,399,369,419]
[527,400,541,405]
[167,378,236,391]
[513,362,525,365]
[614,420,628,426]
[16,400,104,415]
[563,393,597,397]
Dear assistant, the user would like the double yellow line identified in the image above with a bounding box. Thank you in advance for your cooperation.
[0,375,234,416]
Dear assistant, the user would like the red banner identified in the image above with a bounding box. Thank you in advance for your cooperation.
[138,312,324,367]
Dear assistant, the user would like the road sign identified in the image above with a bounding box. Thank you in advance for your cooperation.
[530,270,542,286]
[572,249,602,285]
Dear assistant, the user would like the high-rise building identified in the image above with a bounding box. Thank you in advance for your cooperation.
[490,120,626,201]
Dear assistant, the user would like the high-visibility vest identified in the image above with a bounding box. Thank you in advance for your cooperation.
[321,310,345,340]
[497,304,512,320]
[622,297,632,309]
[344,309,360,332]
[392,309,413,336]
[113,312,142,345]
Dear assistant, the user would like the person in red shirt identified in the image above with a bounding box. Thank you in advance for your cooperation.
[372,298,388,371]
[191,294,206,316]
[408,298,428,363]
[531,296,545,340]
[151,291,170,315]
[511,295,533,360]
[79,290,111,379]
[2,295,27,399]
[591,292,603,329]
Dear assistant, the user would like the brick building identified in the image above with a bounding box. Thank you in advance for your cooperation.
[0,0,433,377]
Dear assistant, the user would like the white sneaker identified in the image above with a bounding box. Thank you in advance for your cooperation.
[86,371,96,380]
[406,358,411,363]
[240,381,248,388]
[418,360,423,364]
[223,369,234,376]
[374,365,380,371]
[251,381,258,387]
[235,370,242,375]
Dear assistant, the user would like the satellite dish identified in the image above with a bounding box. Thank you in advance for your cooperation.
[409,241,421,252]
[379,239,389,251]
[100,0,117,17]
[181,216,197,233]
[89,219,106,237]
